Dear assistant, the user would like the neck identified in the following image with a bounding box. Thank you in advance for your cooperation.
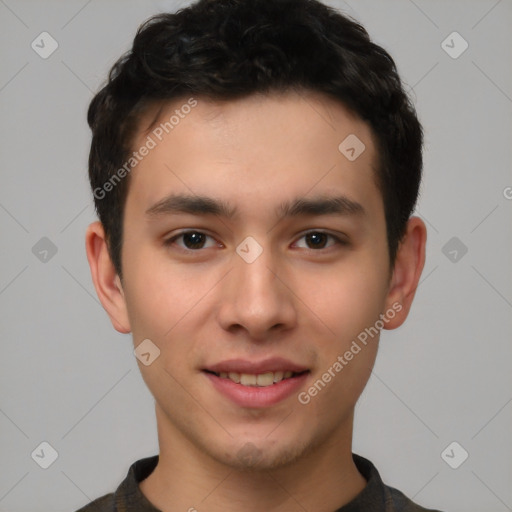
[139,407,367,512]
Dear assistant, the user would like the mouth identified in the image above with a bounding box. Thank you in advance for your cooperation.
[201,358,310,407]
[203,369,309,387]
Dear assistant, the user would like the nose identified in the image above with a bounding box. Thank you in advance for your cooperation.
[216,245,298,341]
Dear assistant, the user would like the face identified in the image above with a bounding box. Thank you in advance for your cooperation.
[90,91,419,471]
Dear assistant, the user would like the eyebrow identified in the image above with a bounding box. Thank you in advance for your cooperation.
[145,193,365,220]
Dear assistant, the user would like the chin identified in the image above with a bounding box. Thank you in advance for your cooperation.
[211,434,312,472]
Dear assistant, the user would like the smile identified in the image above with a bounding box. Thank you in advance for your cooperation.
[205,370,307,387]
[203,369,310,408]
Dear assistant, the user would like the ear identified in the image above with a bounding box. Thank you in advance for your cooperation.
[382,216,427,330]
[85,221,131,333]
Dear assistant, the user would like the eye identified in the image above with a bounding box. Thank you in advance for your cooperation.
[164,230,219,251]
[163,229,347,253]
[294,231,347,250]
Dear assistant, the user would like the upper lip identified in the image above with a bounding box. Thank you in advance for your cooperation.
[203,357,309,374]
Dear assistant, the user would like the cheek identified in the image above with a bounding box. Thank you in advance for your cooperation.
[121,243,194,336]
[303,258,388,342]
[121,248,218,379]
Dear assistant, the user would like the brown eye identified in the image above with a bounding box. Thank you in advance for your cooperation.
[164,231,217,251]
[294,231,346,250]
[305,232,329,249]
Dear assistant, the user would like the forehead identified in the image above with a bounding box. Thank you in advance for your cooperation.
[126,91,381,221]
[137,91,375,152]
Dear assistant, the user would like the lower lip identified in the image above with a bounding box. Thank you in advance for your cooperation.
[203,371,309,408]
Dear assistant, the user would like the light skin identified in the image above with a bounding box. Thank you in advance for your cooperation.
[86,91,426,512]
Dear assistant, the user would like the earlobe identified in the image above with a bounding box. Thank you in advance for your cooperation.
[85,221,131,334]
[383,216,427,330]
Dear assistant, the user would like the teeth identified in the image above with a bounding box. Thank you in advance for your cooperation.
[240,374,257,386]
[256,372,274,386]
[216,370,300,387]
[273,371,284,383]
[228,372,240,383]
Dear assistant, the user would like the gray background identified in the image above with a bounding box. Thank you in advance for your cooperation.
[0,1,511,511]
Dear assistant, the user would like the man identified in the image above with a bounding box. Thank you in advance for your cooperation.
[78,0,441,510]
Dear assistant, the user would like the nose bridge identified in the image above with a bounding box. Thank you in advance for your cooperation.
[219,238,296,336]
[236,243,278,297]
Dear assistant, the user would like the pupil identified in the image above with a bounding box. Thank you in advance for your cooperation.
[184,232,204,249]
[308,232,326,248]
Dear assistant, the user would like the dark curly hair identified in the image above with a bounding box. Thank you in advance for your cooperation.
[87,0,423,280]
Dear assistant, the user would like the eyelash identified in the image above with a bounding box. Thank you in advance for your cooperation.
[163,230,348,253]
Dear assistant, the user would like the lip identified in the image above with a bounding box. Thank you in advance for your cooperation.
[203,357,309,374]
[204,370,309,408]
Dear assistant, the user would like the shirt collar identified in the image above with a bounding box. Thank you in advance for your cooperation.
[113,453,392,512]
[114,455,161,512]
